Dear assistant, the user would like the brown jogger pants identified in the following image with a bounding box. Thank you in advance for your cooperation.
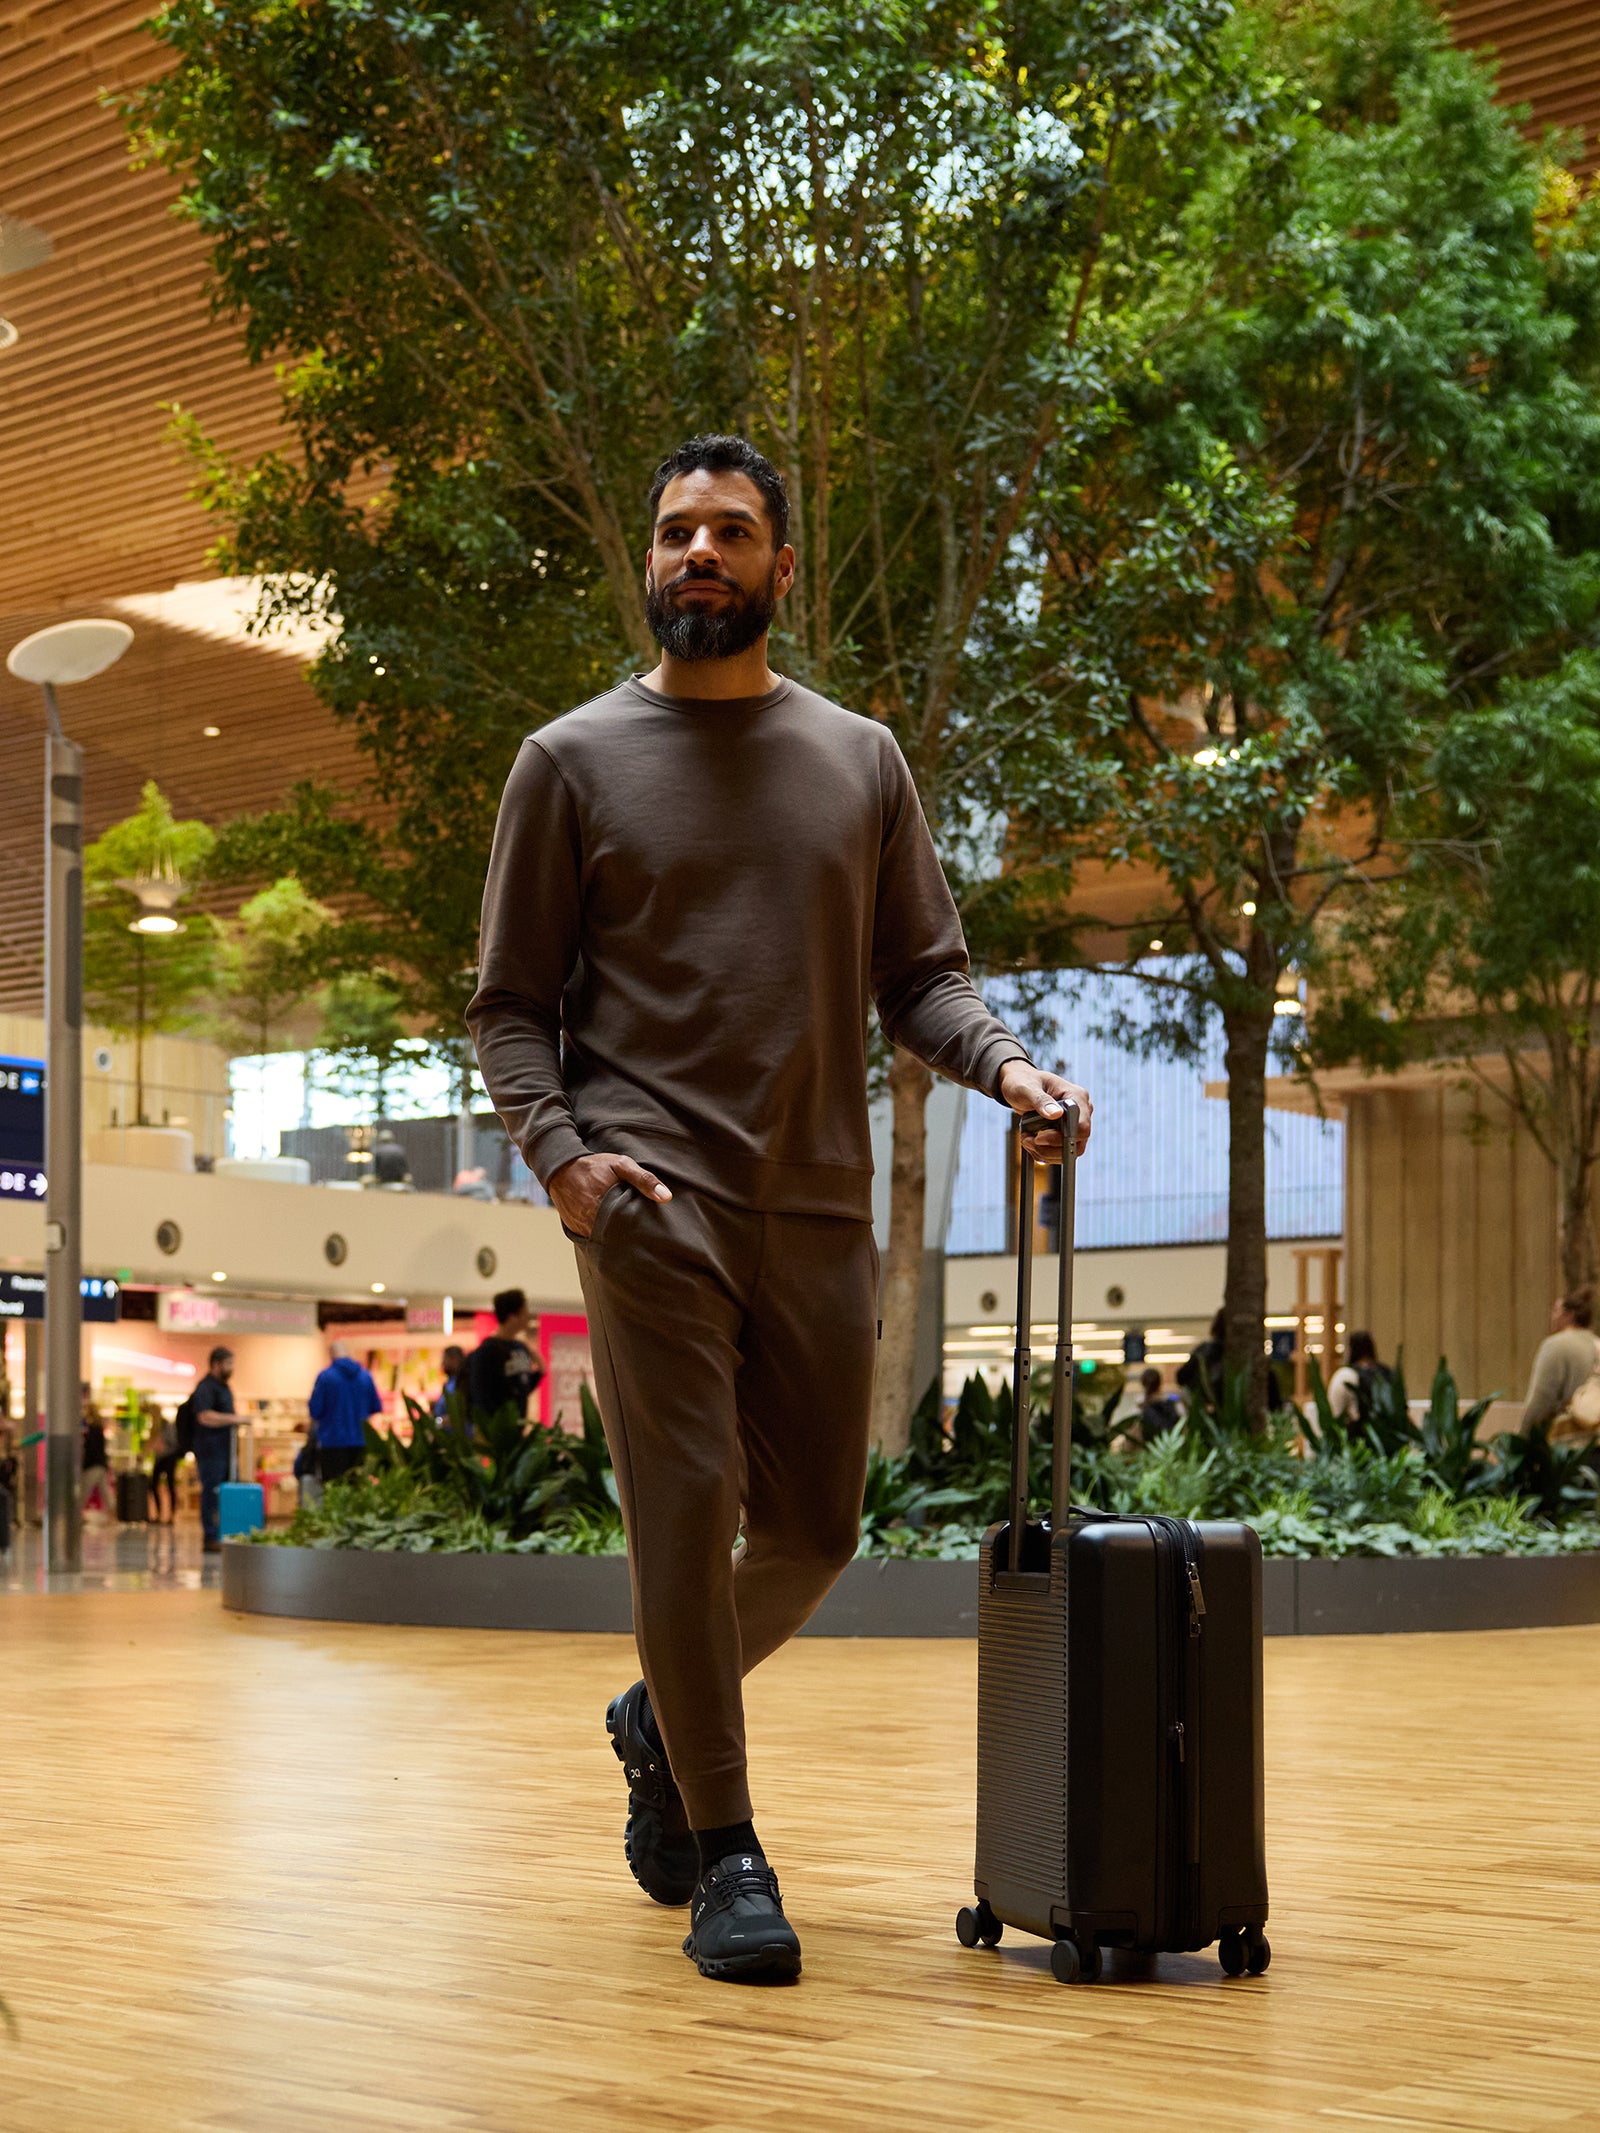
[571,1181,879,1828]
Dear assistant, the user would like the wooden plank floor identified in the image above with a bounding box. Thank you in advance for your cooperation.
[2,1595,1598,2132]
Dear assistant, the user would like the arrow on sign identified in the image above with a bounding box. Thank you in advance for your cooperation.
[30,1173,46,1196]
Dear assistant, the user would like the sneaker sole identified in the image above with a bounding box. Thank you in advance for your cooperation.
[607,1692,696,1908]
[682,1934,803,1983]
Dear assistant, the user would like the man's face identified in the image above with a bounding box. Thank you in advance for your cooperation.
[216,1355,234,1382]
[645,469,794,661]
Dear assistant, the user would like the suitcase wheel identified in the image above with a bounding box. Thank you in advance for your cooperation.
[1049,1938,1080,1985]
[955,1902,1003,1951]
[1220,1927,1271,1978]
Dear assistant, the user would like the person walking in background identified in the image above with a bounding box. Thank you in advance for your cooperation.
[189,1347,237,1555]
[469,431,1091,1985]
[1327,1331,1392,1426]
[1177,1311,1226,1401]
[80,1388,113,1522]
[148,1403,180,1525]
[1522,1288,1600,1433]
[433,1343,468,1418]
[465,1291,542,1423]
[1136,1366,1180,1441]
[308,1347,384,1485]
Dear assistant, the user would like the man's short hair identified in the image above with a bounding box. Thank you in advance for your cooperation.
[208,1346,232,1367]
[493,1287,527,1325]
[648,434,789,547]
[1141,1367,1162,1395]
[1348,1331,1377,1365]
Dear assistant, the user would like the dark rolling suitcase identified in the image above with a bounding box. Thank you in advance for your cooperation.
[116,1469,150,1524]
[956,1105,1271,1985]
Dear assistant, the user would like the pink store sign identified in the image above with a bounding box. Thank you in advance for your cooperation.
[539,1312,596,1430]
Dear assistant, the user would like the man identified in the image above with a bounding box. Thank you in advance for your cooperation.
[464,1289,542,1422]
[468,432,1091,1984]
[190,1346,237,1555]
[307,1345,384,1484]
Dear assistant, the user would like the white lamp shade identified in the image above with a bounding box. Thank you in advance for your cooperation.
[7,618,133,685]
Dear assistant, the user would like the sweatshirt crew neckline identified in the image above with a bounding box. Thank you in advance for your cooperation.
[622,674,794,715]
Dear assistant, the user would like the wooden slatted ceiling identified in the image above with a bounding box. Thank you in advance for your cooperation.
[0,0,296,604]
[1450,1,1600,175]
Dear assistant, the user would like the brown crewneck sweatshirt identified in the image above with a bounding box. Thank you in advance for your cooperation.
[467,675,1028,1220]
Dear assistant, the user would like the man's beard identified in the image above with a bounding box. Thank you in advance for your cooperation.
[646,564,777,661]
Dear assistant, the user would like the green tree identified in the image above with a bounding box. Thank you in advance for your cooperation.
[1317,659,1600,1293]
[83,783,218,1124]
[131,0,1245,1446]
[1008,0,1600,1414]
[215,875,335,1058]
[316,972,424,1129]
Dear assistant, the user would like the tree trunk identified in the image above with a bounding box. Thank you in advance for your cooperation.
[872,1046,933,1454]
[1557,1141,1598,1293]
[1222,1004,1272,1425]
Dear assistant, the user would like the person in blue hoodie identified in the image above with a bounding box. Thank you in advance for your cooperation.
[307,1348,384,1485]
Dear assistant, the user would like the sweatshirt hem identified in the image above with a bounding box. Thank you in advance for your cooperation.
[581,1121,874,1221]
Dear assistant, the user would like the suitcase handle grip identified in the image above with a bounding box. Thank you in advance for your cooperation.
[1008,1101,1079,1570]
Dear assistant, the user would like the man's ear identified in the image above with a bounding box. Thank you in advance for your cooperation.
[774,543,797,599]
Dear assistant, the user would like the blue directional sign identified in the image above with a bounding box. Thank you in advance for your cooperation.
[0,1272,120,1322]
[0,1054,46,1202]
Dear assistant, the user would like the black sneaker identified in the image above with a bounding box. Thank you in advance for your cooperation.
[605,1681,697,1906]
[682,1854,802,1982]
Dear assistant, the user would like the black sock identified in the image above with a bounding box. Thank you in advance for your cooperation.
[694,1820,763,1873]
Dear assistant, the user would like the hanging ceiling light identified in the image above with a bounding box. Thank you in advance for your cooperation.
[119,853,189,937]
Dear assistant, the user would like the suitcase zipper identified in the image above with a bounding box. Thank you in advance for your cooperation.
[1149,1516,1205,1945]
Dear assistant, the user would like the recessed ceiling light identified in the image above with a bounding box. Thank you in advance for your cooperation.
[211,1270,227,1282]
[203,724,220,737]
[370,1282,386,1294]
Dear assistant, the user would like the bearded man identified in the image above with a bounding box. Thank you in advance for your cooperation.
[468,433,1092,1983]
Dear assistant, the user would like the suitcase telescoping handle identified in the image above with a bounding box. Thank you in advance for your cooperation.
[1008,1101,1079,1571]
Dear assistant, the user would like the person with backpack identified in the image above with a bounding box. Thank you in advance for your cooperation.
[1522,1288,1600,1435]
[1327,1331,1392,1427]
[464,1290,542,1424]
[182,1346,238,1555]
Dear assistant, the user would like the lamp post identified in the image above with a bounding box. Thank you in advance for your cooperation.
[5,619,133,1572]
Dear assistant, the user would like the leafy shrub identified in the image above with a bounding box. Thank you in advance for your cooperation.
[255,1362,1599,1560]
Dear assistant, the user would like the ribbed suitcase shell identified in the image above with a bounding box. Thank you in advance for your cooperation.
[974,1514,1268,1951]
[965,1103,1269,1971]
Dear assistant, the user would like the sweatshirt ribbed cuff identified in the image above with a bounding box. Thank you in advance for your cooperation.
[977,1037,1032,1100]
[527,1122,591,1189]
